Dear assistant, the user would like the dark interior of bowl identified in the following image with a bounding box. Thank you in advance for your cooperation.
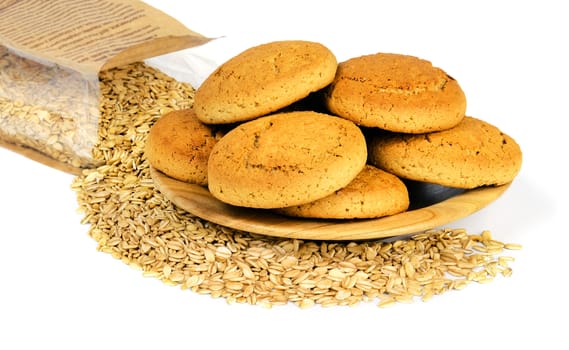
[404,180,466,210]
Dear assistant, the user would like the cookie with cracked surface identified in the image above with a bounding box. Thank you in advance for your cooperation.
[145,108,223,186]
[324,53,466,133]
[367,116,523,189]
[275,165,409,219]
[194,40,338,124]
[207,111,367,209]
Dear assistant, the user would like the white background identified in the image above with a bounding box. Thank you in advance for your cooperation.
[1,1,567,349]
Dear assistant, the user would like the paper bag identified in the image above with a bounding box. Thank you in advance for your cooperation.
[0,0,211,173]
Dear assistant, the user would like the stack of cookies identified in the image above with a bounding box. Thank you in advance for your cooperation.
[146,40,522,220]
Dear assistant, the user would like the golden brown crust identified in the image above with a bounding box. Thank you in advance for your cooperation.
[324,53,466,133]
[367,116,523,189]
[276,165,409,219]
[194,40,337,124]
[207,111,367,208]
[145,109,222,185]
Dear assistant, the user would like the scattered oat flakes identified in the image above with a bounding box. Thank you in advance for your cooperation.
[70,61,522,308]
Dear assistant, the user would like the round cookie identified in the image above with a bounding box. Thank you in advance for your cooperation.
[207,111,367,209]
[367,116,523,189]
[324,53,466,133]
[145,108,223,185]
[194,40,338,124]
[276,165,409,219]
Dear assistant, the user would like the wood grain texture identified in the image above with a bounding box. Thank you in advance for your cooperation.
[150,167,511,241]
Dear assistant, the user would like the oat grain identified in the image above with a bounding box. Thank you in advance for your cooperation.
[71,61,522,308]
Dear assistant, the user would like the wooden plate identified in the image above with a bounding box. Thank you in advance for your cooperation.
[150,167,511,241]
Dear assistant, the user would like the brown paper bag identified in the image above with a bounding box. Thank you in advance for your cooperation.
[0,0,211,173]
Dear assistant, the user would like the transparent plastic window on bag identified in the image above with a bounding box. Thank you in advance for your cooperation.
[0,46,102,169]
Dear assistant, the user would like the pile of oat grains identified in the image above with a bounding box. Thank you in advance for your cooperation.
[71,62,521,308]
